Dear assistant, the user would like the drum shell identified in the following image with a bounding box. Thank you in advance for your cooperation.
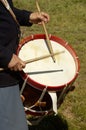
[21,81,67,116]
[22,84,53,116]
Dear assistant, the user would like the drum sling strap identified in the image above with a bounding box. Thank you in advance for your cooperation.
[0,0,19,25]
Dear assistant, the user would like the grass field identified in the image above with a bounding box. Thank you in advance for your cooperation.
[14,0,86,129]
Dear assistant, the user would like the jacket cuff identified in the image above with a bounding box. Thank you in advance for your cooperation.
[20,10,33,26]
[13,8,33,26]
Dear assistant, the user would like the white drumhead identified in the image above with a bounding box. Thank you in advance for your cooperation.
[18,38,77,87]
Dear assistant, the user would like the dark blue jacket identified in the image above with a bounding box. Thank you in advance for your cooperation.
[0,0,32,87]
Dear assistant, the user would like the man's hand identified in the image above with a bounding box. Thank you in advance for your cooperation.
[8,54,26,71]
[29,12,50,24]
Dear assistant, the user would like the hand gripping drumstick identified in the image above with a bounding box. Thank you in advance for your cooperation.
[36,0,56,62]
[0,51,64,71]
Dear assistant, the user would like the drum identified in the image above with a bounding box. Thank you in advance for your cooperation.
[17,34,79,119]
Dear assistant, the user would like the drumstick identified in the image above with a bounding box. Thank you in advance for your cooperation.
[24,51,64,64]
[36,0,56,62]
[0,51,64,71]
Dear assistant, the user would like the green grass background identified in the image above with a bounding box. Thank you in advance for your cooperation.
[13,0,86,129]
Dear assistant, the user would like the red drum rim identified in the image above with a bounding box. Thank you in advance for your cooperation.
[17,34,80,91]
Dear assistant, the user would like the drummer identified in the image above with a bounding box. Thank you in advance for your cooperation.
[0,0,50,130]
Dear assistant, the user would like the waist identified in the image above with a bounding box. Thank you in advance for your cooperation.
[0,70,20,87]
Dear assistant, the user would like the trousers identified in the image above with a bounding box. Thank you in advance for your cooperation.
[0,84,28,130]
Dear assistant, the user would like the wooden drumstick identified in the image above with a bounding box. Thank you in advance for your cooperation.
[24,51,64,64]
[0,51,64,71]
[36,0,56,62]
